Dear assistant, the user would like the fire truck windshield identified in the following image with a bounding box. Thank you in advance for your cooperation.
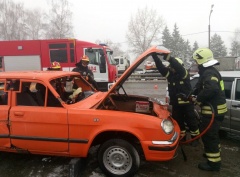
[85,49,101,65]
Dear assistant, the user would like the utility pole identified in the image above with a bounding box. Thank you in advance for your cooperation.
[208,4,214,49]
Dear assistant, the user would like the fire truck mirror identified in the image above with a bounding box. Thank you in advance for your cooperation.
[100,55,106,73]
[99,49,104,56]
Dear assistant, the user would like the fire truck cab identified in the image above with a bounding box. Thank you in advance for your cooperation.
[0,39,117,91]
[114,56,130,74]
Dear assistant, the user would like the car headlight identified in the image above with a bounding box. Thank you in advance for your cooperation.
[161,119,174,134]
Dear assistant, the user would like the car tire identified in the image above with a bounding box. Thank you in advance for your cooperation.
[97,139,140,177]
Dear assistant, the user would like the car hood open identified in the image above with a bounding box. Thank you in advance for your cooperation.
[96,45,170,107]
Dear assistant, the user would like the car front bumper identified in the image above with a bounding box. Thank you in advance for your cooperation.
[141,131,180,161]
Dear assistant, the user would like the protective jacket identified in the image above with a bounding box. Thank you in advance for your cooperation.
[72,61,94,79]
[193,66,227,117]
[72,61,98,90]
[153,55,192,106]
[153,54,199,136]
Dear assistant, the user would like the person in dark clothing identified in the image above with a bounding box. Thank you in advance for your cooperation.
[192,48,227,171]
[72,55,99,90]
[152,52,200,146]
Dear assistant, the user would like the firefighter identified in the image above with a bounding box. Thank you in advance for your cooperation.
[47,61,62,71]
[72,55,99,90]
[152,52,200,146]
[191,48,227,171]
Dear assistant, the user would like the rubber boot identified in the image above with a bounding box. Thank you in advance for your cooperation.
[198,161,221,171]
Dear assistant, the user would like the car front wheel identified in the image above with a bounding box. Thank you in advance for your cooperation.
[97,139,140,177]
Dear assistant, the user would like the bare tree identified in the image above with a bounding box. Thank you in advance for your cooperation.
[0,0,26,40]
[110,43,126,58]
[24,9,46,39]
[44,0,73,39]
[0,0,46,40]
[126,6,165,56]
[95,39,126,58]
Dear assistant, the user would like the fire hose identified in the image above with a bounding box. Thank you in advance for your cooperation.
[175,93,215,161]
[179,102,215,145]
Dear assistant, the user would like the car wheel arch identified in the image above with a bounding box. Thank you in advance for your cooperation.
[89,131,143,155]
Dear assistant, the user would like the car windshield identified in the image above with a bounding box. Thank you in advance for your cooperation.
[49,75,95,104]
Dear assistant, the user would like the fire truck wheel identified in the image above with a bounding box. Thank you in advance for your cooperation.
[97,139,140,177]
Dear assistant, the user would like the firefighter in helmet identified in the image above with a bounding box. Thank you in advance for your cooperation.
[72,55,99,90]
[48,61,62,71]
[151,51,200,147]
[191,48,227,171]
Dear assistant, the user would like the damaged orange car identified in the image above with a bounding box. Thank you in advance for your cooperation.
[0,45,180,177]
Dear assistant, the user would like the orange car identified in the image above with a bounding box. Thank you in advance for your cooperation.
[0,45,180,177]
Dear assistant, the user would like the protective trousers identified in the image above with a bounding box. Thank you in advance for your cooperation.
[172,104,199,135]
[200,116,223,163]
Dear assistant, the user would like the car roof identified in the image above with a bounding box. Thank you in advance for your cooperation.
[218,71,240,77]
[192,71,240,78]
[0,71,79,80]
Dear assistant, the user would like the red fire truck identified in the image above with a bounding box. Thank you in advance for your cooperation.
[0,39,117,91]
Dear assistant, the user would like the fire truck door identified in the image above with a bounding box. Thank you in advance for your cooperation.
[85,49,108,82]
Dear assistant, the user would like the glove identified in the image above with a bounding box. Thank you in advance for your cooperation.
[160,53,171,61]
[189,95,201,105]
[176,93,188,101]
[191,96,197,103]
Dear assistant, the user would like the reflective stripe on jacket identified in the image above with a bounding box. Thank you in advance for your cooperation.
[153,56,193,106]
[194,66,227,117]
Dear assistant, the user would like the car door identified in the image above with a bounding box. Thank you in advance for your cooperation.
[221,78,234,131]
[230,78,240,135]
[9,80,68,153]
[0,80,11,148]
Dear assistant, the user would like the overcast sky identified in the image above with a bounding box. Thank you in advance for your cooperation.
[13,0,240,58]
